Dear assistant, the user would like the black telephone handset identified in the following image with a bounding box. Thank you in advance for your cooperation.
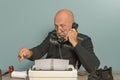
[72,22,78,30]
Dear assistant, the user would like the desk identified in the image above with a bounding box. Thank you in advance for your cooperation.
[2,74,87,80]
[2,71,120,80]
[2,75,87,80]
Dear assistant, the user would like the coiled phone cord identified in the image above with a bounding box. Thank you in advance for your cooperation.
[58,44,63,59]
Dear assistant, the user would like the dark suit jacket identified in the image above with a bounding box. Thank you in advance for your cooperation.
[29,30,100,73]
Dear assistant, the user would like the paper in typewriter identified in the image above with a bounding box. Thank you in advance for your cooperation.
[35,59,69,71]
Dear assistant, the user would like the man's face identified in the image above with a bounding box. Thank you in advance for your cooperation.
[54,13,72,40]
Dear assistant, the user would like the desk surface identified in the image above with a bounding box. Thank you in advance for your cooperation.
[2,75,87,80]
[2,71,120,80]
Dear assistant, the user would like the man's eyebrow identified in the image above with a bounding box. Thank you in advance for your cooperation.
[60,24,66,27]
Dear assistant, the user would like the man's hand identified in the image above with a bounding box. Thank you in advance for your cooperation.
[18,48,33,61]
[67,29,78,47]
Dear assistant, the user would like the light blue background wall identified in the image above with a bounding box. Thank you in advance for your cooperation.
[0,0,120,71]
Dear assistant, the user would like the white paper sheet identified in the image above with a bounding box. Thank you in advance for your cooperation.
[11,71,27,78]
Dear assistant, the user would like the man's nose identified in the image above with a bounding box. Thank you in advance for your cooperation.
[57,27,64,33]
[57,27,61,33]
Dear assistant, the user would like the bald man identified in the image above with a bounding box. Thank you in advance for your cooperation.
[18,9,100,73]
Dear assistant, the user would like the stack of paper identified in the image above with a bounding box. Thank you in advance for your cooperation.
[34,59,69,71]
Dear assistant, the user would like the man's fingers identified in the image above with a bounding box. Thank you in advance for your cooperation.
[18,55,23,61]
[18,48,27,61]
[18,53,27,61]
[20,48,27,53]
[19,57,24,61]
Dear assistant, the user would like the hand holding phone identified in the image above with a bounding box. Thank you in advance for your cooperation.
[67,28,78,47]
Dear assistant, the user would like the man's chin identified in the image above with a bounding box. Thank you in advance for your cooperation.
[59,36,65,39]
[60,37,68,42]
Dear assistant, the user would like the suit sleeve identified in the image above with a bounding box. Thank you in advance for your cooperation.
[28,33,50,61]
[74,37,100,73]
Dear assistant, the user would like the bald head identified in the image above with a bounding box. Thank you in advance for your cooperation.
[54,9,74,23]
